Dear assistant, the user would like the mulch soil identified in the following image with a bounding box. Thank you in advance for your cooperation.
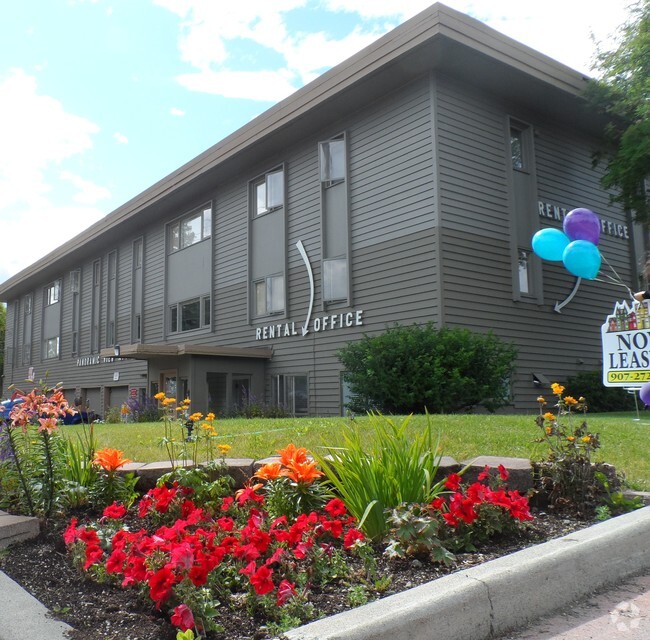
[0,510,590,640]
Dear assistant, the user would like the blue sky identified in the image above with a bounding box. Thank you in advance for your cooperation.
[0,0,630,282]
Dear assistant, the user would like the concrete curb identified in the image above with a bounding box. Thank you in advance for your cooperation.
[0,570,72,640]
[285,505,650,640]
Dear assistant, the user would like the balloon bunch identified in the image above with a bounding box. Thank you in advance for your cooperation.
[532,208,601,279]
[640,382,650,406]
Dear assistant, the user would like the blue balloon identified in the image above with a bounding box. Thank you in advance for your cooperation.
[562,240,601,279]
[531,228,570,262]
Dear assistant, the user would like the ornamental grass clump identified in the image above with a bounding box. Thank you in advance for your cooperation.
[314,412,444,541]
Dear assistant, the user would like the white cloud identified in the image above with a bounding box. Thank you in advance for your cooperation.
[177,69,298,102]
[170,107,186,116]
[113,132,129,144]
[59,170,111,205]
[0,68,108,279]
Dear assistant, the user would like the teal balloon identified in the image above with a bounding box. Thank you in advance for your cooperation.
[562,240,601,279]
[532,228,570,261]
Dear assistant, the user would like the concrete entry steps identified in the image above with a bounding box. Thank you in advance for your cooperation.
[0,510,39,550]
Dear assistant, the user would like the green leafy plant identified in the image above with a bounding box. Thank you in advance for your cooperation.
[594,470,643,517]
[534,383,610,517]
[337,323,517,413]
[315,412,444,541]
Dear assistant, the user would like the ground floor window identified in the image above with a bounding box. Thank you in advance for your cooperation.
[273,374,308,416]
[169,296,211,333]
[43,336,60,360]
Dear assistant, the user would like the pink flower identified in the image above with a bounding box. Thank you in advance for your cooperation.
[277,579,297,605]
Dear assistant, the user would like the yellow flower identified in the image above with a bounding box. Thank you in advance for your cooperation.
[567,436,575,442]
[206,412,216,422]
[564,396,578,406]
[217,444,231,455]
[162,397,177,406]
[545,426,553,435]
[182,398,191,406]
[120,404,130,415]
[189,412,203,422]
[551,383,565,395]
[543,412,556,422]
[154,392,166,401]
[536,396,546,404]
[582,436,591,443]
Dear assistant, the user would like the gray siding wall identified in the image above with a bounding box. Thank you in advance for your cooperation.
[434,74,632,410]
[1,70,633,417]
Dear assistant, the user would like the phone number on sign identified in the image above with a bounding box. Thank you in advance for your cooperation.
[607,370,650,383]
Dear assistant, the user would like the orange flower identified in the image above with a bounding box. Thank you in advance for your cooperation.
[564,396,578,406]
[254,461,285,481]
[543,412,556,422]
[94,448,131,472]
[277,443,309,467]
[217,444,231,455]
[285,459,324,484]
[37,416,59,434]
[154,392,166,401]
[551,383,565,395]
[206,412,216,422]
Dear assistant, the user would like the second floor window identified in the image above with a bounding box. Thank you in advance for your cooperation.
[169,206,212,252]
[254,168,284,216]
[169,296,211,333]
[45,280,61,306]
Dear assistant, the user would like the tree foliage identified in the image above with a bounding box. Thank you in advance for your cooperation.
[584,0,650,222]
[338,324,517,414]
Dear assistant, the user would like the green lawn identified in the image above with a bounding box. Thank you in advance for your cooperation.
[63,412,650,491]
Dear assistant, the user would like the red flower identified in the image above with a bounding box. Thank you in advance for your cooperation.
[343,528,365,549]
[477,465,491,481]
[148,567,176,606]
[63,518,79,545]
[170,604,195,631]
[498,464,509,482]
[321,519,343,538]
[277,579,297,606]
[429,497,445,511]
[106,549,127,574]
[84,544,104,569]
[444,473,462,490]
[324,498,347,517]
[102,501,127,519]
[250,565,275,595]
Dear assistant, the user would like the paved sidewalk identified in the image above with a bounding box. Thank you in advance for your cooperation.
[498,572,650,639]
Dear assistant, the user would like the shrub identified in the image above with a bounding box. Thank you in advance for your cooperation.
[564,370,635,412]
[338,324,517,414]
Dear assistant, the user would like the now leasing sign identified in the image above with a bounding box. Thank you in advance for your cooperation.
[601,300,650,387]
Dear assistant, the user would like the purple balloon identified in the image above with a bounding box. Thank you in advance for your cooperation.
[563,208,600,245]
[640,383,650,406]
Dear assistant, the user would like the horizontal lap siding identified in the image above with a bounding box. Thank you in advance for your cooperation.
[435,76,630,410]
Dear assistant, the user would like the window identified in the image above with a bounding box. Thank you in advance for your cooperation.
[169,296,211,333]
[510,128,524,170]
[254,169,284,216]
[169,205,212,252]
[44,336,60,360]
[518,249,531,294]
[254,276,284,316]
[320,137,346,184]
[22,294,32,365]
[134,314,141,341]
[323,258,348,301]
[91,259,101,353]
[70,270,81,357]
[45,280,61,306]
[24,294,32,316]
[273,374,308,416]
[134,239,143,268]
[70,270,80,293]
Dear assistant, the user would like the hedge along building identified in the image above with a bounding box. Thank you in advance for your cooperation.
[0,3,642,418]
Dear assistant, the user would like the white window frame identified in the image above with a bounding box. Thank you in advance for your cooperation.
[319,137,346,185]
[323,257,348,302]
[43,336,60,360]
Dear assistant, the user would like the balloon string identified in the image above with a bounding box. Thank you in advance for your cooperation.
[601,254,625,286]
